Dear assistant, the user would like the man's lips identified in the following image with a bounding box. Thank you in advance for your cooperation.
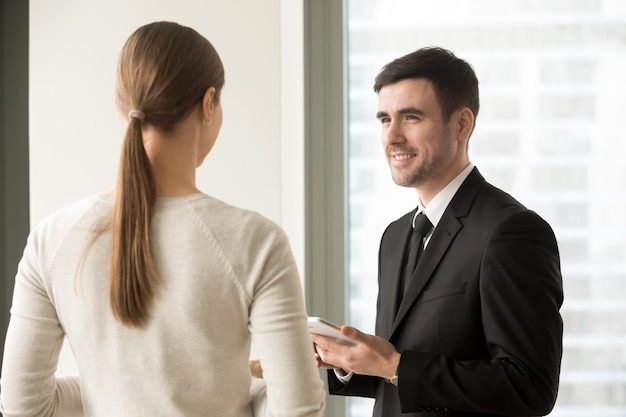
[392,153,415,161]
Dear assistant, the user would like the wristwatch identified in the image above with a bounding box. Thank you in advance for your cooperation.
[387,361,399,386]
[389,370,399,386]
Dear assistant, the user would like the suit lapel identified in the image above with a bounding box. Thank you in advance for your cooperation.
[389,168,486,338]
[377,211,414,340]
[390,215,462,334]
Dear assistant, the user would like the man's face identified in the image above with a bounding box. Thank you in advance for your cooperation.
[377,78,464,191]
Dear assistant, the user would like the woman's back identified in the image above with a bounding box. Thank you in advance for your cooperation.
[2,192,324,416]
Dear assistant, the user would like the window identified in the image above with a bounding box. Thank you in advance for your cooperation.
[346,0,626,415]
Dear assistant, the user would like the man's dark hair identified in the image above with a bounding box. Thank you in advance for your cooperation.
[374,47,479,123]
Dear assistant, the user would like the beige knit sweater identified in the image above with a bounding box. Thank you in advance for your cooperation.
[0,193,325,417]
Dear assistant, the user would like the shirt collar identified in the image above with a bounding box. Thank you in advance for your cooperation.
[413,162,474,228]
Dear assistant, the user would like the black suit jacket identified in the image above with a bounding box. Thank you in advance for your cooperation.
[329,168,563,417]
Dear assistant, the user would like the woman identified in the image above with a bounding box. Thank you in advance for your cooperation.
[0,21,325,417]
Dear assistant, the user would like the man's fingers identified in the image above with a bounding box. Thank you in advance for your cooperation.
[313,339,347,369]
[311,333,335,350]
[341,325,363,341]
[315,349,337,369]
[315,352,335,369]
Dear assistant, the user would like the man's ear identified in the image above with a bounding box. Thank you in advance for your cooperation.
[456,107,475,142]
[201,87,216,122]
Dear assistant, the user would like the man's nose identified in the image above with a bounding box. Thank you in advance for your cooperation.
[383,120,404,146]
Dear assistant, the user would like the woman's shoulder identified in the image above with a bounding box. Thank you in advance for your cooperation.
[32,192,112,236]
[187,194,283,233]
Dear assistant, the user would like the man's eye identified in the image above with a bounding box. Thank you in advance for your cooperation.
[406,114,418,120]
[379,117,390,124]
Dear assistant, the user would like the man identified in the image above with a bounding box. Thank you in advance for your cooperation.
[311,47,563,416]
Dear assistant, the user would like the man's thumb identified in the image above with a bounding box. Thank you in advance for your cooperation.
[341,325,361,341]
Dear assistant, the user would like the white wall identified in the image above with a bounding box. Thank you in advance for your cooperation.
[29,0,304,375]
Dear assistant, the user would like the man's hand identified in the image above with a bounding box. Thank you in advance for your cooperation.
[311,325,400,380]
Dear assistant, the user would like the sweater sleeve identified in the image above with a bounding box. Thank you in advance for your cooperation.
[247,227,325,417]
[0,230,84,417]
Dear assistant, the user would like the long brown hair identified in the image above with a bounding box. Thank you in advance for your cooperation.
[111,21,224,327]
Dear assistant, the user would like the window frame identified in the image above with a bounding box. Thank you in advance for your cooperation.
[0,0,30,375]
[303,0,349,416]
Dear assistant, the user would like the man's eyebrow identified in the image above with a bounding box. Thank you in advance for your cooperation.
[376,107,426,119]
[398,107,425,116]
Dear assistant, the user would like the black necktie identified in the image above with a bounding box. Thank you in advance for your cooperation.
[403,212,433,295]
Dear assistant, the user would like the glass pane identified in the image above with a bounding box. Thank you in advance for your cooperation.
[346,0,626,415]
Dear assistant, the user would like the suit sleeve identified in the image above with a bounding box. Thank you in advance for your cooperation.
[398,210,563,415]
[327,370,379,399]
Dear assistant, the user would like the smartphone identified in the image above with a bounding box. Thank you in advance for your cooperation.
[307,317,356,346]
